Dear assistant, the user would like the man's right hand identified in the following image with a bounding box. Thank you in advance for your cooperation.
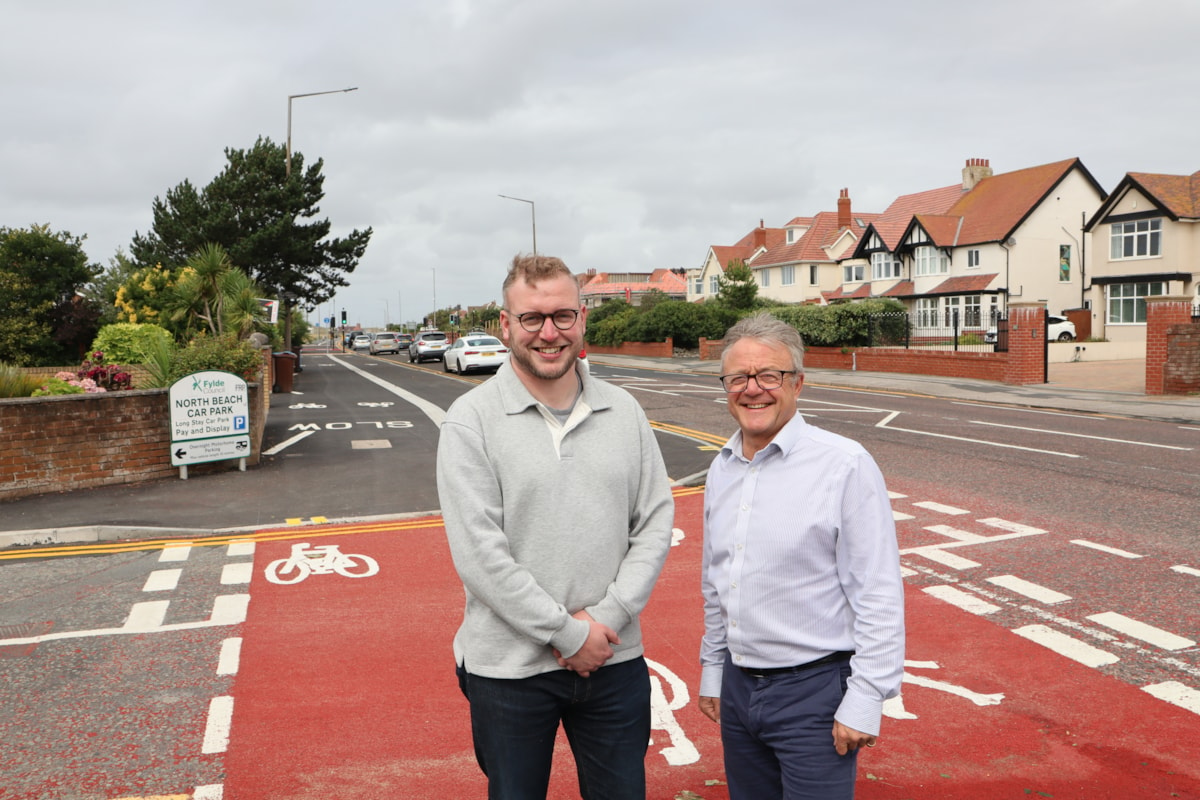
[558,618,619,678]
[698,695,720,723]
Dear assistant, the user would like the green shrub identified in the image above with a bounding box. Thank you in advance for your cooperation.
[91,323,176,365]
[0,362,44,398]
[31,376,86,396]
[768,299,908,347]
[168,333,264,383]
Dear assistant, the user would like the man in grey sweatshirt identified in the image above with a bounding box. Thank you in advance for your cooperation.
[436,253,675,800]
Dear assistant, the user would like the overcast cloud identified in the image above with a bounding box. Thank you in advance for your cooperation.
[3,0,1198,329]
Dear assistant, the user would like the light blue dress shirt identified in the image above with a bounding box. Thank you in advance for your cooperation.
[700,413,905,736]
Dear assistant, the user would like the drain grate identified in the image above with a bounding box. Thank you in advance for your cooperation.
[0,621,54,658]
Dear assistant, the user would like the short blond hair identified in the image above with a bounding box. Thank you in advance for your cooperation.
[502,254,579,306]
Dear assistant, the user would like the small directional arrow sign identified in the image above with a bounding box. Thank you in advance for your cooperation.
[170,436,251,466]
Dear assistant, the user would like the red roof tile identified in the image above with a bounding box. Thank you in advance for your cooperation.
[946,158,1082,244]
[1126,170,1200,218]
[925,274,1000,294]
[881,280,913,297]
[869,185,963,250]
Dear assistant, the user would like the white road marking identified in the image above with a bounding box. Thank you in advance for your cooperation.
[978,518,1046,536]
[124,601,170,630]
[1070,540,1143,559]
[202,695,234,754]
[142,569,182,592]
[924,524,987,543]
[911,548,981,570]
[888,491,908,499]
[331,355,447,426]
[893,510,914,521]
[923,585,1000,614]
[1086,612,1196,651]
[1171,565,1200,578]
[0,594,251,646]
[210,594,250,625]
[876,411,1080,457]
[913,501,970,515]
[970,420,1193,450]
[158,544,192,562]
[1142,681,1200,715]
[226,540,256,557]
[194,785,224,800]
[1014,624,1120,667]
[221,562,254,585]
[262,429,316,455]
[986,575,1072,605]
[217,637,242,676]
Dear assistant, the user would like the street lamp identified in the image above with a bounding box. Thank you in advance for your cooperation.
[287,87,358,177]
[498,194,537,258]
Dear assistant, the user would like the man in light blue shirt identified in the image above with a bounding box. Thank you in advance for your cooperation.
[699,312,905,799]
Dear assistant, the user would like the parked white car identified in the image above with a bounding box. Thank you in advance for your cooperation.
[985,315,1076,343]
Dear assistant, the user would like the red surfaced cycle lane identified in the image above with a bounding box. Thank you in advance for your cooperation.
[222,489,1200,799]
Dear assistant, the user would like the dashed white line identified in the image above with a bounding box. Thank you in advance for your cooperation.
[220,562,254,585]
[1013,624,1120,667]
[202,695,234,754]
[194,785,224,800]
[217,637,242,676]
[892,511,914,521]
[986,575,1072,605]
[1171,565,1200,578]
[211,594,251,625]
[912,548,981,570]
[227,540,256,557]
[1070,540,1143,559]
[143,569,182,592]
[913,501,970,515]
[978,518,1046,536]
[158,544,192,562]
[969,420,1193,450]
[1142,681,1200,715]
[124,601,170,630]
[923,585,1000,614]
[1086,612,1196,651]
[924,524,987,543]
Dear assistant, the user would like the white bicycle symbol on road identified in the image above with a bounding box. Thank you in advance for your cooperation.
[265,543,380,585]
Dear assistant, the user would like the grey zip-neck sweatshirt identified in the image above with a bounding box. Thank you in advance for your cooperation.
[436,360,675,679]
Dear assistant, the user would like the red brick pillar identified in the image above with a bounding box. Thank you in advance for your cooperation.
[1145,296,1195,395]
[1002,302,1047,385]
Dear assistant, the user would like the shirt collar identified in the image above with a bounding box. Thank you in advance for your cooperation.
[719,412,808,463]
[496,359,611,416]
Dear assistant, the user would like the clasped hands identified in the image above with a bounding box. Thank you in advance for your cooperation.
[552,610,619,678]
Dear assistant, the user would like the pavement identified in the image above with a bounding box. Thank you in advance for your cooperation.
[1,354,1196,550]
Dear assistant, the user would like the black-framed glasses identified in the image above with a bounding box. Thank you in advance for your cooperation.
[717,370,797,392]
[508,308,581,333]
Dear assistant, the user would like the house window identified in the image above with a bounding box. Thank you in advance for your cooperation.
[872,252,900,279]
[1107,281,1165,324]
[943,296,961,327]
[1059,244,1071,282]
[967,249,981,268]
[760,269,770,288]
[692,276,703,295]
[843,263,865,282]
[781,266,795,286]
[1110,218,1161,260]
[963,294,982,327]
[914,246,949,276]
[916,297,939,328]
[787,229,796,244]
[710,275,720,294]
[809,265,818,285]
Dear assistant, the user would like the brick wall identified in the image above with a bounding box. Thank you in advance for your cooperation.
[1145,296,1198,395]
[586,338,674,358]
[1,349,271,503]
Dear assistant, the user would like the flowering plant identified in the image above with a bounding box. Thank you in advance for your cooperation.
[31,352,133,396]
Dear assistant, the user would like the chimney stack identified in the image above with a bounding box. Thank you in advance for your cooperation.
[837,188,851,229]
[752,219,767,249]
[962,158,993,191]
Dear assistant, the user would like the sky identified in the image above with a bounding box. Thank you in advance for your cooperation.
[3,0,1199,330]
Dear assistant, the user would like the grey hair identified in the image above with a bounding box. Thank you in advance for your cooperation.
[721,312,806,374]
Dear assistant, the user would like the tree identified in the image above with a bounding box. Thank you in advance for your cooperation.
[169,243,264,340]
[0,224,99,366]
[716,259,759,311]
[130,136,373,346]
[84,248,143,327]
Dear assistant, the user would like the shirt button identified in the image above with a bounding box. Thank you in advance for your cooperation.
[741,504,749,511]
[734,654,743,663]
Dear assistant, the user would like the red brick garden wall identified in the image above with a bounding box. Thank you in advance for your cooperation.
[587,338,674,358]
[1145,296,1200,395]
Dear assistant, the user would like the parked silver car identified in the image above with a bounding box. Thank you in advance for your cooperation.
[369,332,402,355]
[407,331,449,363]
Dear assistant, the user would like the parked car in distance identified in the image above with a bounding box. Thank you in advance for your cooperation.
[443,335,509,374]
[985,315,1076,343]
[351,334,372,350]
[408,331,449,362]
[369,332,402,355]
[395,333,414,352]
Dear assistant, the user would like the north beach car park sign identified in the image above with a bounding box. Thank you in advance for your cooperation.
[169,370,251,477]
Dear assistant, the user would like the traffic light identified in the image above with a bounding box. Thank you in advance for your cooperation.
[341,309,347,325]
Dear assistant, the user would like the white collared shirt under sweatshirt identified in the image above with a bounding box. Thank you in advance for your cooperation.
[437,360,675,680]
[700,413,905,736]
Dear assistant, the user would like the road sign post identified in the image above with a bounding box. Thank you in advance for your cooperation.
[168,371,252,479]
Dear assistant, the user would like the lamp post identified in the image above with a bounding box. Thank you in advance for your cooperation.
[498,194,537,258]
[281,86,357,353]
[286,87,358,178]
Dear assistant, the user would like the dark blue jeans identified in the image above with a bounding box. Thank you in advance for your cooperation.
[457,656,651,800]
[720,655,858,799]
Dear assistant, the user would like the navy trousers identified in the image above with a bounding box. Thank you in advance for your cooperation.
[720,655,858,799]
[457,656,651,800]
